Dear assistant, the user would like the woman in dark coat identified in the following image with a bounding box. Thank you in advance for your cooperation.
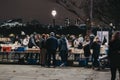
[91,36,101,69]
[83,36,91,67]
[108,31,120,80]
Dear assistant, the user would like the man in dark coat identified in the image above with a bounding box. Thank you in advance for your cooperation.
[46,32,58,67]
[59,35,69,67]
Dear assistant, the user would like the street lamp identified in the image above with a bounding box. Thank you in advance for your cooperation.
[51,9,57,27]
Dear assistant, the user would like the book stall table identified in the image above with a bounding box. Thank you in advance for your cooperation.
[68,46,106,66]
[0,47,40,64]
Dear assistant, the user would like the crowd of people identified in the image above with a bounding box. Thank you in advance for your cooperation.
[1,31,120,80]
[8,31,104,68]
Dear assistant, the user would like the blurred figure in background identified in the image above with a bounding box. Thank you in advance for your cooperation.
[91,36,101,70]
[59,35,69,67]
[14,35,21,45]
[39,34,47,66]
[28,34,38,48]
[83,36,91,67]
[21,35,30,48]
[73,37,80,49]
[46,32,58,67]
[26,34,39,59]
[78,34,84,44]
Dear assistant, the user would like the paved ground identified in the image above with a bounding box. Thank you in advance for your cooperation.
[0,65,119,80]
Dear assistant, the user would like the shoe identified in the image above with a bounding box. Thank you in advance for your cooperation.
[96,68,100,71]
[45,65,50,68]
[53,66,56,68]
[60,63,65,67]
[41,64,45,67]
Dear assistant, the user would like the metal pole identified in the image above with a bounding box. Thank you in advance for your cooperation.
[90,0,93,27]
[101,27,103,44]
[53,18,55,27]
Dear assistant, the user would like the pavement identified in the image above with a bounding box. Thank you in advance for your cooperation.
[0,65,119,80]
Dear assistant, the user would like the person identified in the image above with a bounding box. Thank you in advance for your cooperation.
[78,34,84,44]
[73,37,80,49]
[34,34,41,60]
[91,36,101,70]
[108,31,120,80]
[14,35,21,45]
[21,35,30,48]
[83,36,91,67]
[46,32,58,67]
[26,34,39,60]
[89,33,95,48]
[28,34,38,48]
[59,35,69,67]
[39,34,47,66]
[78,34,83,49]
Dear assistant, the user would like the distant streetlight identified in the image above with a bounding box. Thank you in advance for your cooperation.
[51,9,57,27]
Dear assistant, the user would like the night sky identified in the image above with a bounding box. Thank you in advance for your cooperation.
[0,0,77,25]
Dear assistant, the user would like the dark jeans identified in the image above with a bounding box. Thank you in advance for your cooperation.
[110,65,120,80]
[46,50,56,67]
[60,50,68,65]
[85,57,89,66]
[92,55,100,67]
[25,53,39,59]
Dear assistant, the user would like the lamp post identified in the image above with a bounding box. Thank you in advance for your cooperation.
[90,0,94,28]
[51,9,57,27]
